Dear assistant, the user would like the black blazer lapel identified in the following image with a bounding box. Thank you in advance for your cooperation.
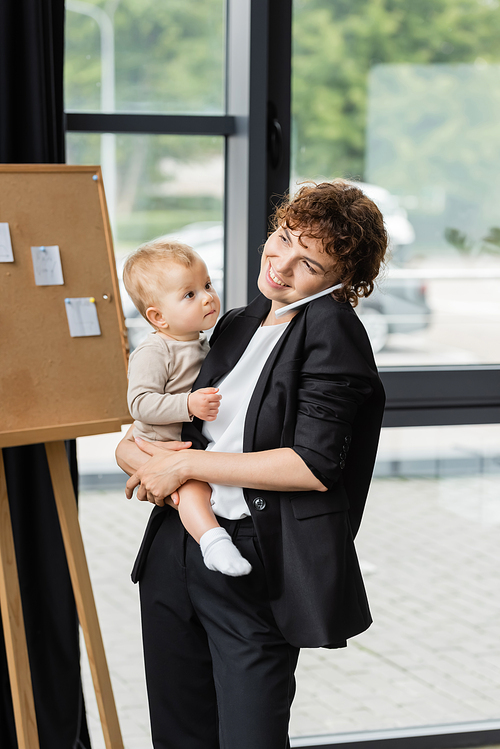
[194,295,271,389]
[243,312,300,452]
[186,295,272,443]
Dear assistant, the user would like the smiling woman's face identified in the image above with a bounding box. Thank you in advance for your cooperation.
[257,226,339,309]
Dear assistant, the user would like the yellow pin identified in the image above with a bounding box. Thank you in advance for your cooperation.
[89,297,95,303]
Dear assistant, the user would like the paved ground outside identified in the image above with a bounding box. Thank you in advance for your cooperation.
[78,465,500,748]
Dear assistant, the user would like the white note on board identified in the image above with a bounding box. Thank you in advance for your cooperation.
[31,245,64,285]
[0,223,14,262]
[64,297,101,337]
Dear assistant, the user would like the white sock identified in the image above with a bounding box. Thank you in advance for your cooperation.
[200,527,252,577]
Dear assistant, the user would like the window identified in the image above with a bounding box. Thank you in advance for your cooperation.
[291,424,500,743]
[65,0,225,114]
[292,0,500,380]
[65,0,229,348]
[67,132,224,346]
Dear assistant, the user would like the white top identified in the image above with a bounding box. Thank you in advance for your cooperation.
[202,322,289,519]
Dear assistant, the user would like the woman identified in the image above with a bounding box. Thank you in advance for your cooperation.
[116,180,387,749]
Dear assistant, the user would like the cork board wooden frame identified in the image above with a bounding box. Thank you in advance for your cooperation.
[0,164,131,448]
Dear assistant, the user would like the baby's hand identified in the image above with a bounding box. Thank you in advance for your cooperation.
[188,387,221,421]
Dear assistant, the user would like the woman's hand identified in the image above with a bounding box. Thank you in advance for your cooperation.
[125,440,191,506]
[127,445,326,506]
[115,425,191,477]
[135,436,191,457]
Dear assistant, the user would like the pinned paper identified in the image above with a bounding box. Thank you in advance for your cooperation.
[31,245,64,285]
[0,223,14,262]
[64,297,101,337]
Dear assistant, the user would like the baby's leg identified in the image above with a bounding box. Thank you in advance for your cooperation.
[177,480,252,577]
[176,480,218,542]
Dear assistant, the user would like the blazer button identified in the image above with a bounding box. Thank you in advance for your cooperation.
[340,460,346,470]
[253,497,267,511]
[344,435,351,445]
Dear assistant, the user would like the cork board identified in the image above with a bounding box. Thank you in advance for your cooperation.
[0,165,131,448]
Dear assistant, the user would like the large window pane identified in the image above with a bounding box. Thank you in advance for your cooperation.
[65,0,225,114]
[290,423,500,740]
[292,0,500,365]
[66,132,224,348]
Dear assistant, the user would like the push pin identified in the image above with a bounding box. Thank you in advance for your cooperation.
[39,246,46,252]
[92,174,98,182]
[65,298,70,304]
[89,297,95,303]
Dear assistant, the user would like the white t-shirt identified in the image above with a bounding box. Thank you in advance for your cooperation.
[202,322,289,519]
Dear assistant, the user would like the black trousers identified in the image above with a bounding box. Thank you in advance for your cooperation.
[139,508,300,749]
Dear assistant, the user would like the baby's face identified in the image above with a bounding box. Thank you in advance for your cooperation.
[152,258,220,340]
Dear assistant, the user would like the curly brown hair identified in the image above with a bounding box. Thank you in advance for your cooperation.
[271,180,388,306]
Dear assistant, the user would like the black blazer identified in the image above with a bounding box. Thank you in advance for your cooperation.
[132,293,385,649]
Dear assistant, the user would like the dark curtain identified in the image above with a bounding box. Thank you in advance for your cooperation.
[0,1,91,747]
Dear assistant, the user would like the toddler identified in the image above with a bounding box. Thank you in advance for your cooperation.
[122,239,252,576]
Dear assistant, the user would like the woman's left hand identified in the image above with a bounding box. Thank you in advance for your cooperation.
[125,438,190,505]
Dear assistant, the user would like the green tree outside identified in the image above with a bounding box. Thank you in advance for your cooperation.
[292,0,500,181]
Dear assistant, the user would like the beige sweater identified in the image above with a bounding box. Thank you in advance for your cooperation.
[127,332,209,442]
